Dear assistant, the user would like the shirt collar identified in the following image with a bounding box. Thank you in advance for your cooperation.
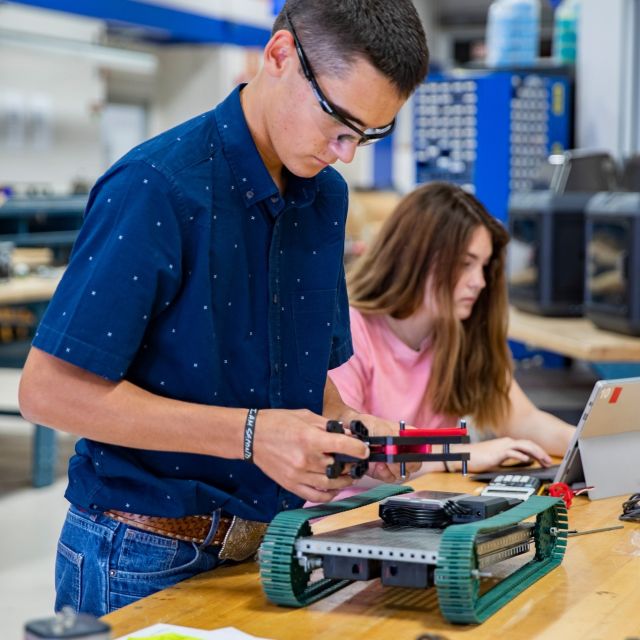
[214,85,317,211]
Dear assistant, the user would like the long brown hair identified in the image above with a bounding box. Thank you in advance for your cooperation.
[348,181,512,428]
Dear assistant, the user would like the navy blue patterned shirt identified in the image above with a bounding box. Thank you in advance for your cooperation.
[33,86,353,522]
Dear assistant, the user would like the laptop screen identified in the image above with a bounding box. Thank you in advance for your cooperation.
[472,377,640,497]
[554,377,640,499]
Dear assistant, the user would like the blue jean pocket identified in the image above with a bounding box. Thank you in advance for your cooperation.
[55,505,224,616]
[117,528,179,573]
[55,506,115,616]
[108,525,222,611]
[55,540,83,613]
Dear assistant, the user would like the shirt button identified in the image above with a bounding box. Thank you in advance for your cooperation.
[246,190,254,199]
[270,196,279,203]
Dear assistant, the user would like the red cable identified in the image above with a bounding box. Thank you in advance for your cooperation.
[548,482,594,508]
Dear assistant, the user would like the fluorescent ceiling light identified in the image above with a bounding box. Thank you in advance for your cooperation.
[0,28,158,75]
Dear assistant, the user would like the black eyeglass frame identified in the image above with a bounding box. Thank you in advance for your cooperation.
[284,11,395,146]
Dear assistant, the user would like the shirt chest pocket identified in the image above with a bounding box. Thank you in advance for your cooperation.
[292,289,337,386]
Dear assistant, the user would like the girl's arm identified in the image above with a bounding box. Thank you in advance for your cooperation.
[493,377,575,457]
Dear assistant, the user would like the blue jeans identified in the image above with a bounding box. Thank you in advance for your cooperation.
[55,505,226,616]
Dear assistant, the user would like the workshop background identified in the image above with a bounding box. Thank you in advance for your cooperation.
[0,0,638,637]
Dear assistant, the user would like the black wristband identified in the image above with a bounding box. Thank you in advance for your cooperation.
[243,408,258,462]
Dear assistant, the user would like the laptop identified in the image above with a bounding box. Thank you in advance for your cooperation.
[554,377,640,500]
[473,377,640,500]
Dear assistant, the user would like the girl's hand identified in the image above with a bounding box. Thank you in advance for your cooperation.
[457,437,552,473]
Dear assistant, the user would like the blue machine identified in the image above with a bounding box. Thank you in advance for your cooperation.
[414,69,573,223]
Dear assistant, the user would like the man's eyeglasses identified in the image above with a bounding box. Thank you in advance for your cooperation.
[284,12,395,147]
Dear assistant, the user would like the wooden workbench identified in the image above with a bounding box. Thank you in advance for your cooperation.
[509,306,640,363]
[0,272,62,306]
[103,472,640,640]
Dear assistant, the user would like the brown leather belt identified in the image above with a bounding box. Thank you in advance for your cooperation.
[103,509,268,562]
[104,510,231,546]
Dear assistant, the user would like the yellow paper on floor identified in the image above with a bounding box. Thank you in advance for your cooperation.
[116,622,273,640]
[128,634,200,640]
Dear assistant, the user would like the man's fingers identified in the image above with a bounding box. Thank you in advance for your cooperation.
[329,434,369,460]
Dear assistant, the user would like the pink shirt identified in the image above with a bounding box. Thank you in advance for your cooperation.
[329,307,457,429]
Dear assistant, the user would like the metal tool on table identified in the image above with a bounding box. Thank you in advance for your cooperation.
[566,525,624,537]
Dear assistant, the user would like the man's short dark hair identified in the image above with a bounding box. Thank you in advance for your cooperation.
[272,0,429,98]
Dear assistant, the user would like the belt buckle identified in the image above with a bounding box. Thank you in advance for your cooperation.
[219,516,268,562]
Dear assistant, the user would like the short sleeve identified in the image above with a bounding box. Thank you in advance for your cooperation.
[33,161,184,380]
[328,308,372,413]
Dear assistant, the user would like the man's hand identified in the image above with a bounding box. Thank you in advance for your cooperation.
[251,408,370,503]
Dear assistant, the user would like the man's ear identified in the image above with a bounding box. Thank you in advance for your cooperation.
[262,30,296,78]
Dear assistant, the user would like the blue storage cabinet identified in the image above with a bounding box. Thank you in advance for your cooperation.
[0,195,86,487]
[0,195,86,264]
[414,70,573,223]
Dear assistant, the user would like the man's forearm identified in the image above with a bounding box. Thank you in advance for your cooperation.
[20,346,248,459]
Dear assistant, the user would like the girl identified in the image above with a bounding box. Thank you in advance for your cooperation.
[331,182,574,472]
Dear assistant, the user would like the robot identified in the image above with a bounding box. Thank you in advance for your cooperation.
[259,420,568,625]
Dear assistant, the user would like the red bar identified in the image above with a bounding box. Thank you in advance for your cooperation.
[609,387,622,404]
[400,427,468,437]
[403,444,432,454]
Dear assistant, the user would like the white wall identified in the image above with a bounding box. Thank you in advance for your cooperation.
[102,103,148,167]
[0,5,106,194]
[415,0,452,65]
[149,45,250,134]
[577,0,640,159]
[140,0,274,28]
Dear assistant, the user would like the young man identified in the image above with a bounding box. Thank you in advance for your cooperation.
[19,0,429,616]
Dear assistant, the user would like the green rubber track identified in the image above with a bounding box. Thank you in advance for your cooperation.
[260,490,567,624]
[435,495,568,624]
[259,484,414,607]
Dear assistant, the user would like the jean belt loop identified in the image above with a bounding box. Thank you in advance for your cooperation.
[200,508,222,549]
